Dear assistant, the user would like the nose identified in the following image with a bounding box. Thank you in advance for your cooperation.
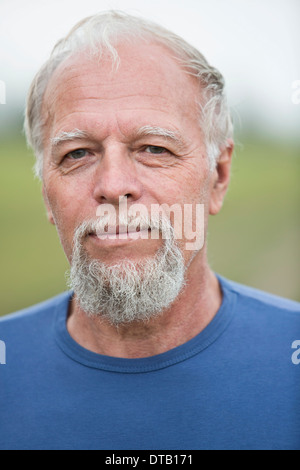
[92,146,143,205]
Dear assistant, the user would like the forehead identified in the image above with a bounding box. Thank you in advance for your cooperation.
[42,42,201,139]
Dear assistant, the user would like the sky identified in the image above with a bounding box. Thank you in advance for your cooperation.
[0,0,299,140]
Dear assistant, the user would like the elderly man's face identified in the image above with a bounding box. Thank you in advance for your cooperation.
[41,42,228,268]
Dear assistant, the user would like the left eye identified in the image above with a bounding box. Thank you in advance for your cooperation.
[65,149,88,159]
[145,146,168,154]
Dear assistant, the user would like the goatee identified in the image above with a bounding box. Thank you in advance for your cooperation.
[67,214,186,326]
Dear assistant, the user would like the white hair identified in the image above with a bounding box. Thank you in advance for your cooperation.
[24,10,233,179]
[67,211,186,324]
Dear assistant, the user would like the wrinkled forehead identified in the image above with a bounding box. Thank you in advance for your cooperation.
[42,41,202,123]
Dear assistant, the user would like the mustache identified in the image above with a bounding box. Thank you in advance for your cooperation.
[73,212,174,242]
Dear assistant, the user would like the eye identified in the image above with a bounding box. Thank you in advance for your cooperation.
[144,146,168,155]
[65,149,88,160]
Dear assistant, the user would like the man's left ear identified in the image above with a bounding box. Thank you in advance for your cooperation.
[209,139,234,215]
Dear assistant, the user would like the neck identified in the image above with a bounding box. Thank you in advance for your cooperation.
[67,256,222,359]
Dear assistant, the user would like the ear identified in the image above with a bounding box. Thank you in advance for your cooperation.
[209,139,234,215]
[42,185,55,225]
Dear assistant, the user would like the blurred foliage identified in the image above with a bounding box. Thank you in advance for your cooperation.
[208,139,300,300]
[0,135,299,316]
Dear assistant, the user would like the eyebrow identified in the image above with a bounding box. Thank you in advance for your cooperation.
[50,125,186,149]
[136,125,185,147]
[50,129,89,148]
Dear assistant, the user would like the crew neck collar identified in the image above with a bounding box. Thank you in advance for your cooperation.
[54,275,236,374]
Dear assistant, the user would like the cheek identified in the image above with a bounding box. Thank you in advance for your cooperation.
[144,163,208,202]
[180,173,211,248]
[47,189,73,228]
[45,170,91,222]
[44,183,83,259]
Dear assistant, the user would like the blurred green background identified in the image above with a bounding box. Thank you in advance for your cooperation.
[0,133,299,316]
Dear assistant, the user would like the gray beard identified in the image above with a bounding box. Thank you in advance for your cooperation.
[67,223,186,326]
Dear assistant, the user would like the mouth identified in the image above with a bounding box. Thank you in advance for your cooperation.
[89,226,153,242]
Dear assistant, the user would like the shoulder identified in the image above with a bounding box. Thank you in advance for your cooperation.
[0,292,72,335]
[218,275,300,326]
[220,275,300,311]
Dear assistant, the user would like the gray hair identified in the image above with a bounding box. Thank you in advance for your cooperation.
[24,10,233,179]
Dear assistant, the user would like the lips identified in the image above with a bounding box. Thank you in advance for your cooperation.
[94,224,146,235]
[89,224,152,240]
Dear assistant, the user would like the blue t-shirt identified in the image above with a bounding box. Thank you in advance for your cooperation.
[0,275,299,450]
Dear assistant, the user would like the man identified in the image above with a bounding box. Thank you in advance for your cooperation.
[0,11,299,450]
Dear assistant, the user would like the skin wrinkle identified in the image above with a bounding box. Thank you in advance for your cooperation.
[42,45,199,150]
[44,61,175,103]
[50,140,201,180]
[44,106,186,153]
[47,102,176,126]
[49,119,196,169]
[54,152,196,179]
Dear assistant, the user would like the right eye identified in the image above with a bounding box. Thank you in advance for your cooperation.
[144,145,169,155]
[65,149,88,160]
